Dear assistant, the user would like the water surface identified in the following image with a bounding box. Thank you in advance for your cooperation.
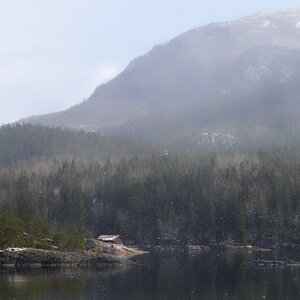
[1,248,300,299]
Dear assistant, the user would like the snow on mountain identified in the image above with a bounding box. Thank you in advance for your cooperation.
[21,8,300,147]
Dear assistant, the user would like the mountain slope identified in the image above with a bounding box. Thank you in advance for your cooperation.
[23,9,300,147]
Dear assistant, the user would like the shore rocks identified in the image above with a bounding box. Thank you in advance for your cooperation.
[254,259,286,267]
[254,259,300,268]
[0,248,131,269]
[186,245,211,252]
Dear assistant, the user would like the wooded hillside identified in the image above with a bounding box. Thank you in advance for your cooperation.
[0,126,299,246]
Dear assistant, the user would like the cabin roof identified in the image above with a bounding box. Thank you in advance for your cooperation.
[98,235,123,241]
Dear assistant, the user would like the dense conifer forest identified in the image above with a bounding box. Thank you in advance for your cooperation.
[0,124,158,167]
[0,210,85,250]
[0,124,299,247]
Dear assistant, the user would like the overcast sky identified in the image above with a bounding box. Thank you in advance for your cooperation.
[1,0,300,124]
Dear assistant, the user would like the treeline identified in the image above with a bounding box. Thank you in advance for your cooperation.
[0,124,159,167]
[0,148,300,245]
[0,210,85,250]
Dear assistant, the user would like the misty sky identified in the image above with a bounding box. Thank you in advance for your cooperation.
[1,0,300,124]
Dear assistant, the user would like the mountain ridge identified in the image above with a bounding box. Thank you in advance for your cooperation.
[21,8,300,147]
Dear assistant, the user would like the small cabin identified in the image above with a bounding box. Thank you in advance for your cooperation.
[97,235,124,245]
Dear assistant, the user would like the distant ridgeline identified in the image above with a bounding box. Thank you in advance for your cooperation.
[0,124,300,246]
[0,124,158,167]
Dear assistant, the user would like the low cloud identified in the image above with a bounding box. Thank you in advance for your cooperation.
[92,63,123,85]
[81,63,124,99]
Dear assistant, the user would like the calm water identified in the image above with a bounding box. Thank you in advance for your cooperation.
[1,248,300,300]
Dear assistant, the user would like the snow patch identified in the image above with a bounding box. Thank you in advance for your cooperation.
[244,65,271,82]
[278,65,293,82]
[195,132,236,147]
[262,20,271,27]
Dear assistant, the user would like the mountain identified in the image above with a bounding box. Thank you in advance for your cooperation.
[22,9,300,147]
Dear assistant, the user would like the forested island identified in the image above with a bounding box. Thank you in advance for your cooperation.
[0,124,299,251]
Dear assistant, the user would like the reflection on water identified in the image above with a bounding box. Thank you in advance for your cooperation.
[0,249,300,300]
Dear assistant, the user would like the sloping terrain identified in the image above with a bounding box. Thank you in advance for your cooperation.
[23,9,300,147]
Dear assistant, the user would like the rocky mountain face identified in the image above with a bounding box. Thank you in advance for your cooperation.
[23,9,300,147]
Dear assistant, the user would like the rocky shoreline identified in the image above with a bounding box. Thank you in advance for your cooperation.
[149,243,272,253]
[146,242,300,268]
[0,248,132,268]
[0,239,146,269]
[2,239,299,269]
